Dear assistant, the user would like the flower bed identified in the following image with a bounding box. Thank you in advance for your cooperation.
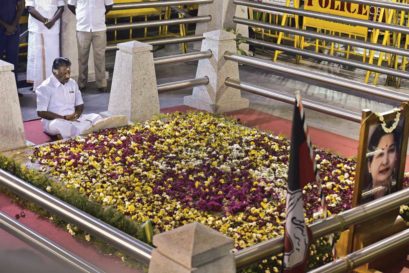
[27,111,405,271]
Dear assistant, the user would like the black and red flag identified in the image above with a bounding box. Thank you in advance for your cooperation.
[283,93,316,273]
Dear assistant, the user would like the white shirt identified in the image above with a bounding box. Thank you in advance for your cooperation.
[36,74,84,116]
[26,0,65,34]
[67,0,114,32]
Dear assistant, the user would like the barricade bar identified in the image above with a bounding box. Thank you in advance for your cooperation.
[112,0,213,10]
[0,169,153,265]
[158,77,209,93]
[233,17,409,59]
[154,50,212,65]
[309,228,409,273]
[224,52,409,104]
[234,187,409,268]
[0,212,103,273]
[106,35,205,51]
[106,16,211,31]
[341,0,409,12]
[225,78,361,123]
[243,38,409,81]
[233,0,409,35]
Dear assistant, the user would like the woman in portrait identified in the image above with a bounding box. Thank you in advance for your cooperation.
[361,122,400,203]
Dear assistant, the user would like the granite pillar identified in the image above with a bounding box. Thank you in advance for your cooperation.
[195,0,236,36]
[0,61,25,152]
[104,41,159,122]
[149,222,236,273]
[184,30,249,113]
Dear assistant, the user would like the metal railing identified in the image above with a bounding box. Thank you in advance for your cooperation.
[234,0,409,35]
[225,78,361,122]
[233,17,409,59]
[106,35,205,51]
[112,0,213,10]
[224,52,409,105]
[235,187,409,268]
[158,77,209,93]
[0,169,153,265]
[0,212,103,273]
[106,16,211,32]
[310,228,409,273]
[243,38,409,81]
[340,0,409,12]
[154,50,212,65]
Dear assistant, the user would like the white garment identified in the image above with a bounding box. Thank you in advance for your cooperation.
[26,0,65,35]
[36,74,83,115]
[26,0,64,88]
[36,74,102,138]
[45,113,102,138]
[26,32,59,89]
[67,0,114,32]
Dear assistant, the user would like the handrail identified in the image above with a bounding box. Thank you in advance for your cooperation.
[106,35,205,51]
[154,50,212,65]
[309,228,409,273]
[225,78,361,123]
[243,38,409,81]
[112,0,213,10]
[224,52,409,104]
[340,0,409,12]
[233,0,409,35]
[157,77,209,93]
[0,169,153,265]
[106,16,211,31]
[233,17,409,59]
[0,212,103,273]
[234,187,409,268]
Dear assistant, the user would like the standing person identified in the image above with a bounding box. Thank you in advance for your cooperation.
[0,0,24,83]
[67,0,113,92]
[26,0,64,89]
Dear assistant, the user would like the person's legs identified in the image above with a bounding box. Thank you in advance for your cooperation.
[91,31,107,89]
[45,119,75,139]
[0,31,6,59]
[1,31,19,84]
[26,32,36,84]
[76,31,92,90]
[43,33,60,79]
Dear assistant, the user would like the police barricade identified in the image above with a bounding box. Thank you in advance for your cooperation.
[239,0,409,87]
[107,0,213,53]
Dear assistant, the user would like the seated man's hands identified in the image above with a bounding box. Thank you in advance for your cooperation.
[64,113,80,121]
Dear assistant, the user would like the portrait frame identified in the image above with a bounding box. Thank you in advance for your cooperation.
[352,102,409,207]
[340,103,409,257]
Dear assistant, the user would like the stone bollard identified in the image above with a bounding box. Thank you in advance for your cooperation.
[195,0,236,37]
[61,1,98,82]
[184,30,249,113]
[0,60,25,152]
[149,222,236,273]
[102,41,159,122]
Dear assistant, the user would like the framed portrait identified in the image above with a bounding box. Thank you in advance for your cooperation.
[352,103,409,206]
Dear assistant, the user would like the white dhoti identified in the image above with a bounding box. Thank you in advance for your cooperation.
[42,113,102,139]
[27,32,60,89]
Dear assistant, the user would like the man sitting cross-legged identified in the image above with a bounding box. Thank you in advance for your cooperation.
[36,57,129,139]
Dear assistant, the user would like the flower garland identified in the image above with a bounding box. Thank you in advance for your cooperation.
[374,109,401,134]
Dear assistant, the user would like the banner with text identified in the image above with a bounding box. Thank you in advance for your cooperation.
[303,0,369,37]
